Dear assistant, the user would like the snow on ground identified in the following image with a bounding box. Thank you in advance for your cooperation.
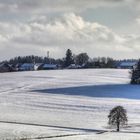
[0,69,140,139]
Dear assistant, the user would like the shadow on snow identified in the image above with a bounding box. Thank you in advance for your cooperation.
[32,84,140,100]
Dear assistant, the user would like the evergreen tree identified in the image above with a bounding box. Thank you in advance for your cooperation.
[131,60,140,84]
[64,49,74,67]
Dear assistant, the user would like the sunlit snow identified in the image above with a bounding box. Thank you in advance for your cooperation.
[0,69,140,139]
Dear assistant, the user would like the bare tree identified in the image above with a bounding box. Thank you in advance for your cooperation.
[108,106,128,132]
[75,53,89,66]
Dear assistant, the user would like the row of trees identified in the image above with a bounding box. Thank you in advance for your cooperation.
[5,56,56,65]
[1,49,137,69]
[2,49,116,68]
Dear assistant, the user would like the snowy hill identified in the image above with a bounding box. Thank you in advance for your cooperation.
[0,69,140,139]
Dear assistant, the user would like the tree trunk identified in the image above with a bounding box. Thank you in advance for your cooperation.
[117,122,120,132]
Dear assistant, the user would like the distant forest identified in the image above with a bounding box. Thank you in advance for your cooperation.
[1,49,138,68]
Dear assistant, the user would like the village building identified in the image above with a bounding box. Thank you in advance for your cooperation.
[38,64,57,70]
[0,63,13,72]
[19,63,38,71]
[67,64,82,69]
[117,61,137,69]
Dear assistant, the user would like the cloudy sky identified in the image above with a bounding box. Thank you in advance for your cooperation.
[0,0,140,60]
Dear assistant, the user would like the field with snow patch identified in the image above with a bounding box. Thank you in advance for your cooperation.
[0,69,140,139]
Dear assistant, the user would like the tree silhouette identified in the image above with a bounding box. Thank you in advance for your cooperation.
[75,53,89,66]
[131,60,140,84]
[108,106,127,132]
[64,49,74,67]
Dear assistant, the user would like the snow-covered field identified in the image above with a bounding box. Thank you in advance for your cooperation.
[0,69,140,139]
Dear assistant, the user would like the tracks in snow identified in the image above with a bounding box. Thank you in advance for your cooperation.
[0,120,106,133]
[0,120,108,139]
[0,121,140,139]
[22,133,86,140]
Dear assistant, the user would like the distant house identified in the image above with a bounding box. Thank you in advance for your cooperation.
[19,63,38,71]
[0,63,13,72]
[38,64,57,70]
[67,64,82,69]
[117,61,137,69]
[14,63,22,71]
[35,63,43,68]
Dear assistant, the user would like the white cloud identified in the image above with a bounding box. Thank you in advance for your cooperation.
[136,17,140,24]
[0,0,140,60]
[10,13,123,47]
[0,13,140,60]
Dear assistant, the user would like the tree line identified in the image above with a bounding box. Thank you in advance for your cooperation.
[1,49,137,68]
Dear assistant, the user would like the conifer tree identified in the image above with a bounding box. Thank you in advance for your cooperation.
[64,49,74,67]
[131,60,140,84]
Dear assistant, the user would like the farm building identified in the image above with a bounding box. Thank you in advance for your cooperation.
[117,61,137,69]
[19,63,38,71]
[0,63,13,72]
[38,64,57,70]
[67,64,82,69]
